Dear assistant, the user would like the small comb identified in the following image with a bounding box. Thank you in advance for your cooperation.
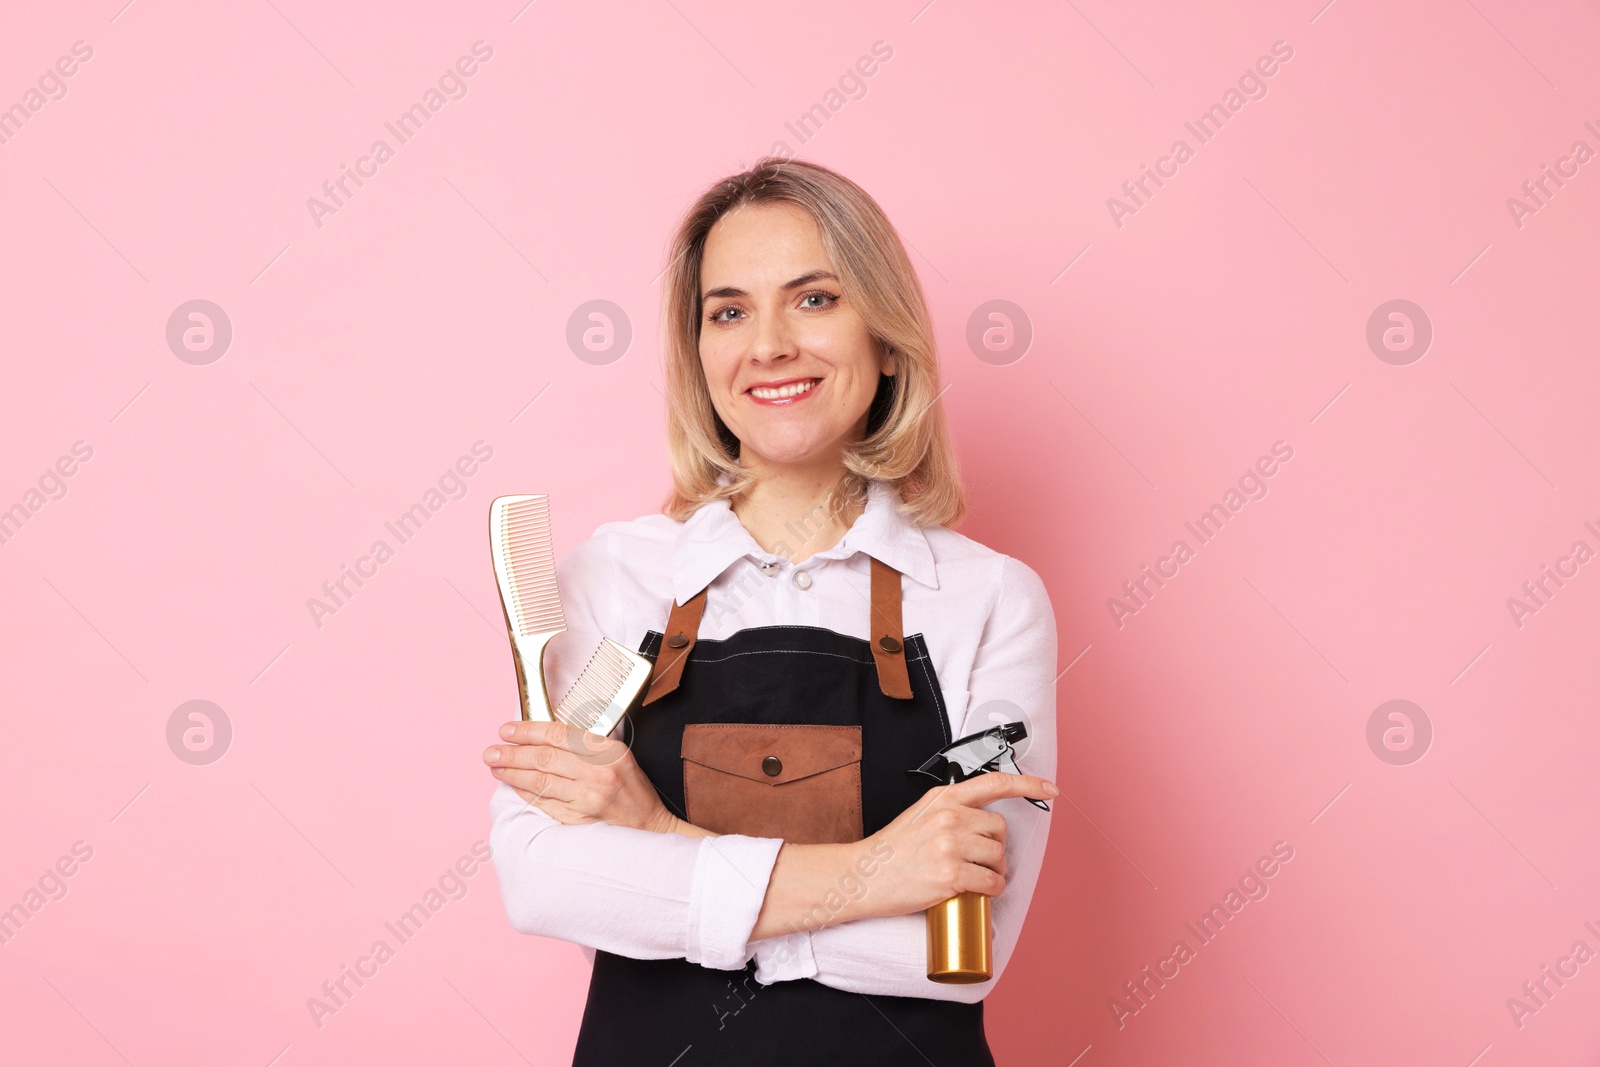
[555,638,655,737]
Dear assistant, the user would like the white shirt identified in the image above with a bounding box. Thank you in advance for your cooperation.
[489,478,1058,1003]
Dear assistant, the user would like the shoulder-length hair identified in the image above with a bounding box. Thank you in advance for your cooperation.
[658,156,966,529]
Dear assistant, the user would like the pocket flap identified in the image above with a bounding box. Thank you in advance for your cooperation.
[682,724,862,786]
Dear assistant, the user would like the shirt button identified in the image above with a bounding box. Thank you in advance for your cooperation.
[792,570,813,590]
[760,560,780,577]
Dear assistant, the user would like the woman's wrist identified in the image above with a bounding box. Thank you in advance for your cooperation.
[667,815,718,838]
[641,807,718,838]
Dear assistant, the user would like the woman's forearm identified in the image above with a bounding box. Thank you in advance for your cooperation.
[747,840,869,941]
[656,814,877,940]
[490,783,783,969]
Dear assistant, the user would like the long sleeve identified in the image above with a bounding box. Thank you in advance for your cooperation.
[747,554,1058,1001]
[490,783,782,968]
[488,529,783,969]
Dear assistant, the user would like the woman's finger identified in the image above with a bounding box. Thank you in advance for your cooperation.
[956,859,1007,897]
[518,790,598,826]
[499,723,617,764]
[484,743,591,782]
[944,772,1056,809]
[960,833,1006,876]
[495,765,578,803]
[968,808,1008,843]
[499,720,578,747]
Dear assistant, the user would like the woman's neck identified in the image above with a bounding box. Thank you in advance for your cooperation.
[730,464,864,564]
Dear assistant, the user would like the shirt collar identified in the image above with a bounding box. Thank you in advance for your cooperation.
[670,478,939,604]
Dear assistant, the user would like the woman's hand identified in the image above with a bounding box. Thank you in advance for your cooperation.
[484,720,678,834]
[857,773,1058,917]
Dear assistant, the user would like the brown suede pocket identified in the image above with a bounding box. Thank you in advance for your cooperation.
[682,724,864,844]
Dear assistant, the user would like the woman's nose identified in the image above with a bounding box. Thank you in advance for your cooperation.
[748,310,796,363]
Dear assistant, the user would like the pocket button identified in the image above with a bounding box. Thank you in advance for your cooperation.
[761,755,782,777]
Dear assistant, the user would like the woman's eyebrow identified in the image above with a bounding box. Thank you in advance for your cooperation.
[702,270,839,301]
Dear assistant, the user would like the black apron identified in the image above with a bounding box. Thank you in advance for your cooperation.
[571,556,995,1066]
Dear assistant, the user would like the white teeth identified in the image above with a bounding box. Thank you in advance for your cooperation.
[750,379,818,400]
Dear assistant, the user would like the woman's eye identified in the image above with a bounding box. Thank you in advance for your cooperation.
[707,292,835,322]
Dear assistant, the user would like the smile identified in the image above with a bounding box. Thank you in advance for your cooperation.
[746,378,820,405]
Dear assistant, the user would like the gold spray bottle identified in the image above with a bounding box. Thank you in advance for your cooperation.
[913,722,1050,983]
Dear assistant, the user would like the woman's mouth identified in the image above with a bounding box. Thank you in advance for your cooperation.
[746,378,821,406]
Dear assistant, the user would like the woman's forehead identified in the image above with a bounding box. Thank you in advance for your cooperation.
[701,204,830,290]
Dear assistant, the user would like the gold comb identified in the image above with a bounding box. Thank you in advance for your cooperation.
[488,494,653,736]
[490,495,567,722]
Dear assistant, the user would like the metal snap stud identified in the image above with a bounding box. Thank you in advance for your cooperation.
[666,633,688,649]
[878,635,902,654]
[762,755,782,777]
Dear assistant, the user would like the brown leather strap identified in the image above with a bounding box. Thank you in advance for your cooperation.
[869,555,913,699]
[643,556,913,704]
[641,587,709,705]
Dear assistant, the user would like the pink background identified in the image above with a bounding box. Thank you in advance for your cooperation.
[3,0,1598,1063]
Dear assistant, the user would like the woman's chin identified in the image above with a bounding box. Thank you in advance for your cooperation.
[739,435,842,470]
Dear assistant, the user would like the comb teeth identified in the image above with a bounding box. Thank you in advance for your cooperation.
[557,639,651,733]
[493,495,565,637]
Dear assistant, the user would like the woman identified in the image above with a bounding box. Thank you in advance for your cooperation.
[483,157,1058,1066]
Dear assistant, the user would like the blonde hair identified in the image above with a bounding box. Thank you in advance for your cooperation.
[658,156,966,529]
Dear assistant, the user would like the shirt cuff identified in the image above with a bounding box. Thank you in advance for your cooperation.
[685,834,784,970]
[751,930,818,984]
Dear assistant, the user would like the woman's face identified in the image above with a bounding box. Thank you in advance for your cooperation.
[697,201,895,474]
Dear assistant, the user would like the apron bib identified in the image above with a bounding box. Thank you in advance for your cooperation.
[570,557,996,1066]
